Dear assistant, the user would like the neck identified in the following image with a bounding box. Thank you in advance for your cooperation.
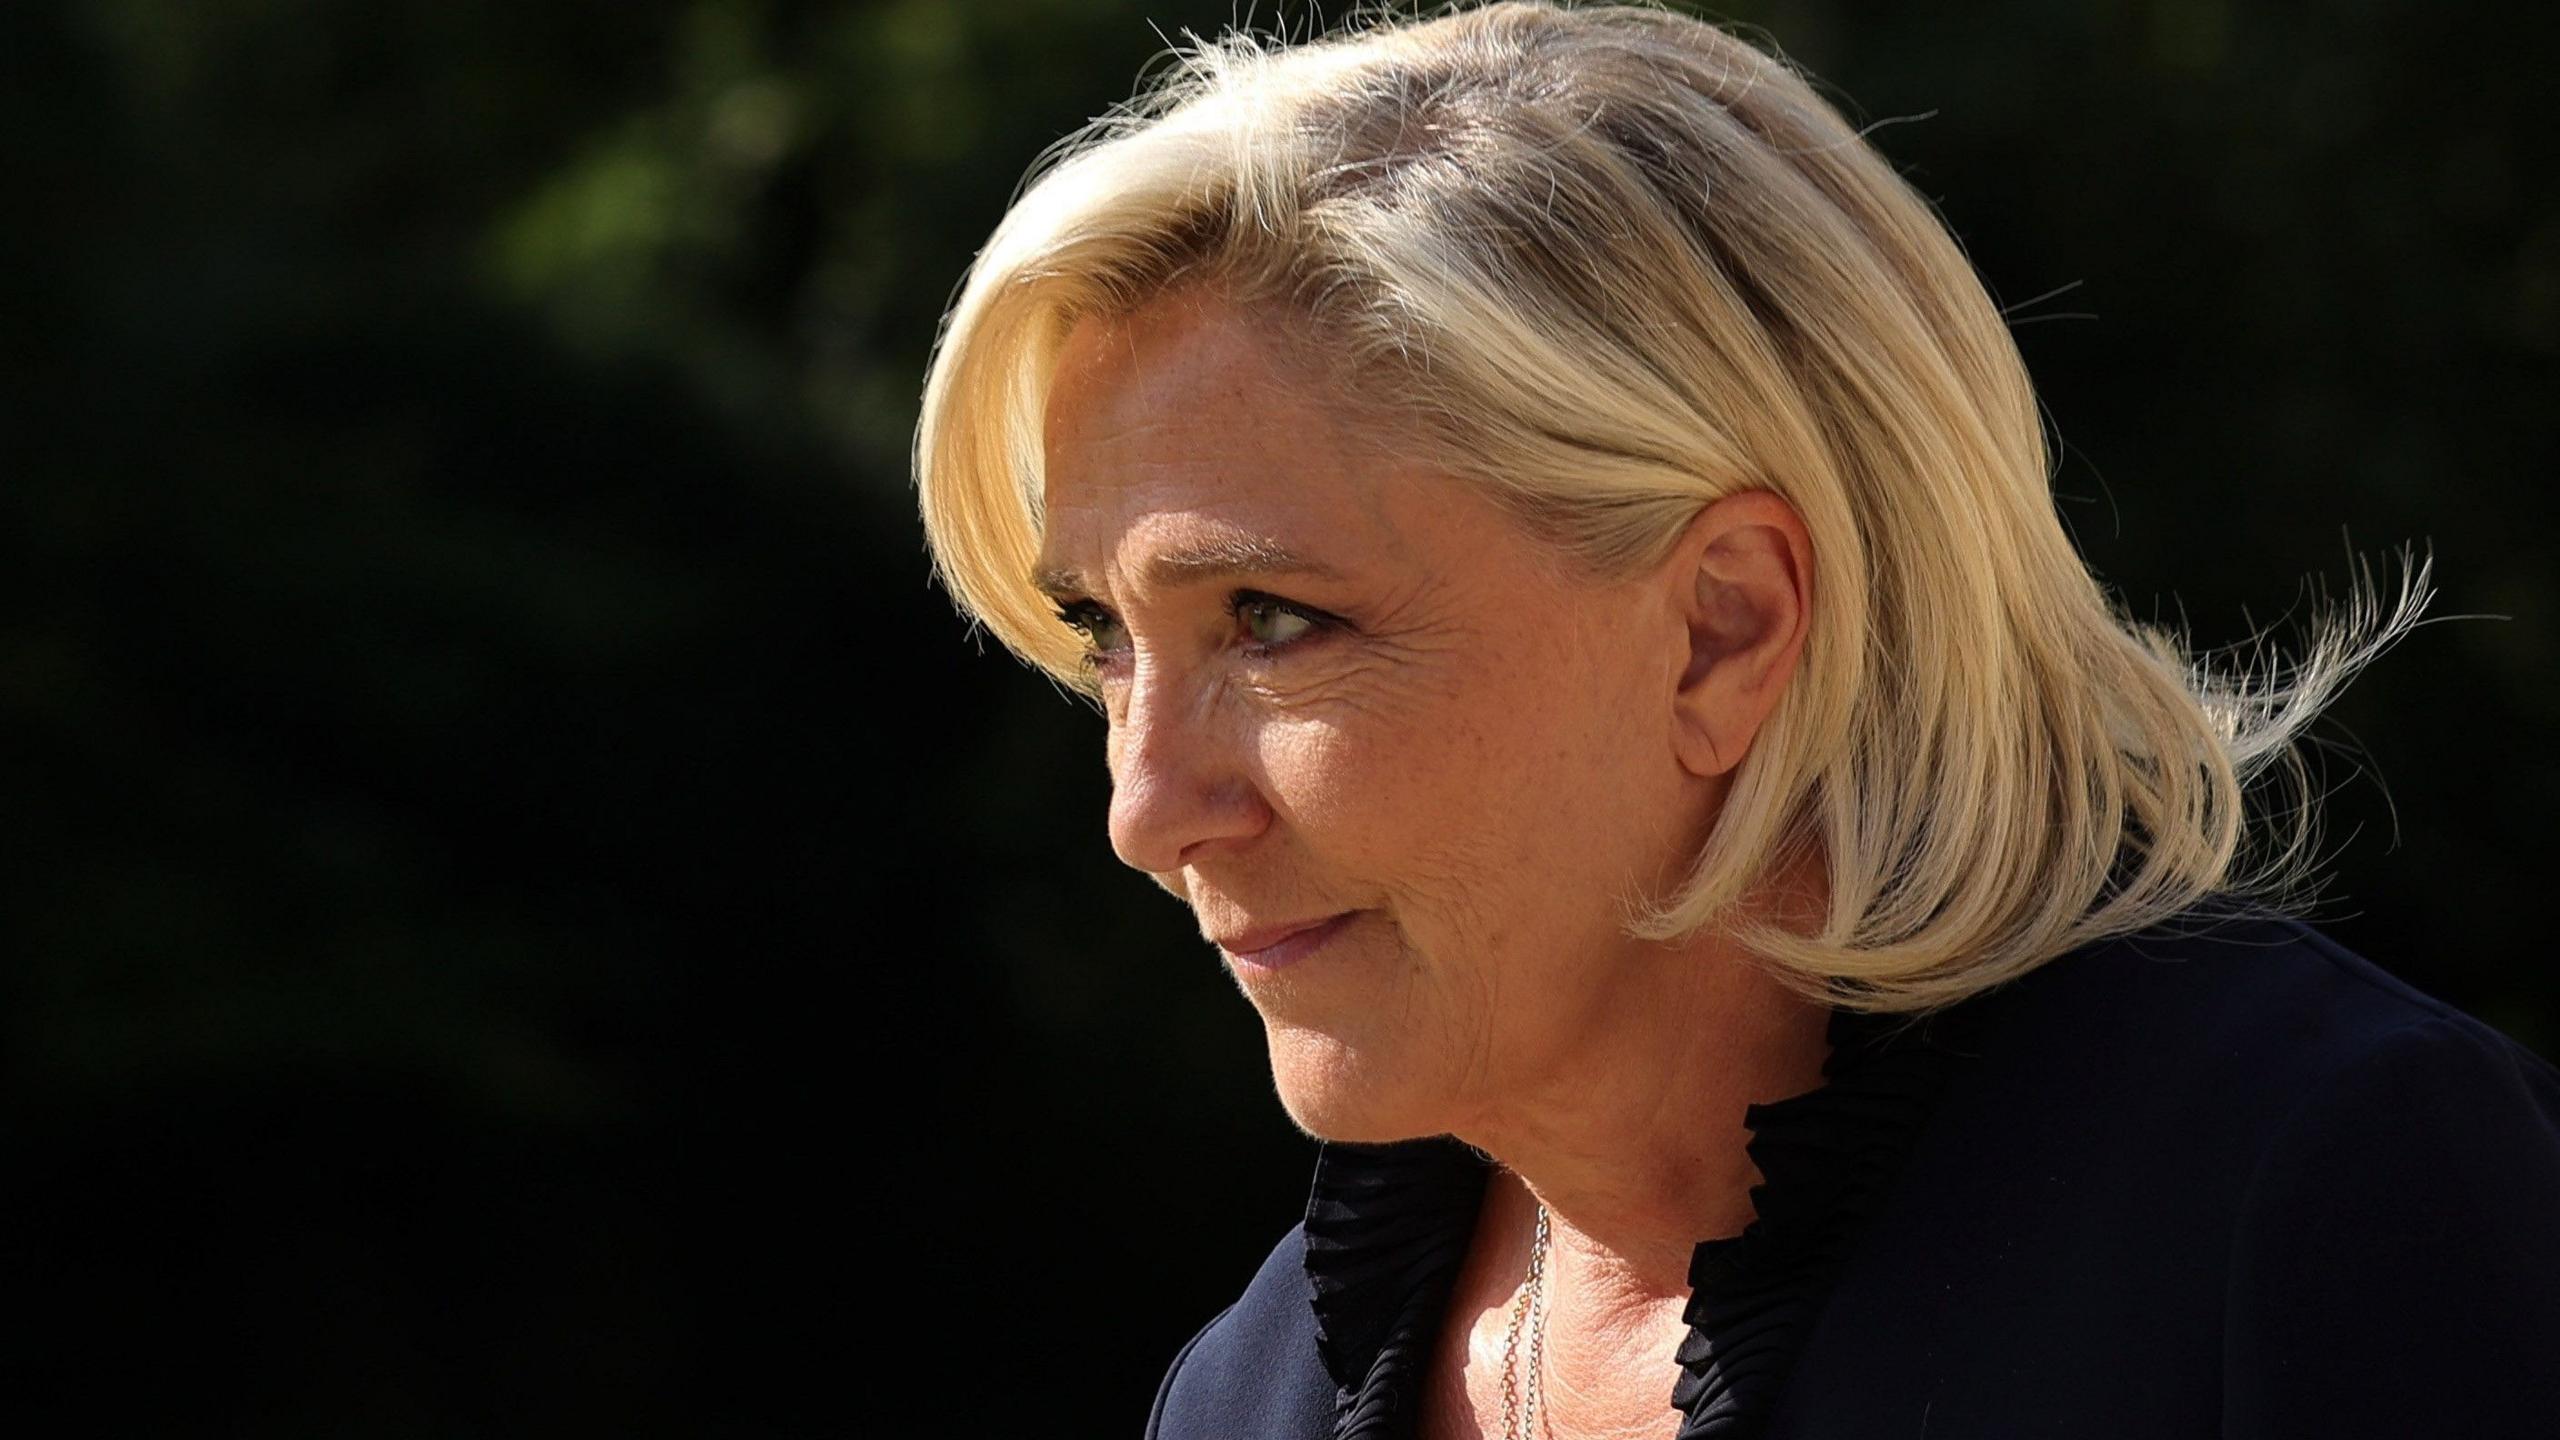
[1445,933,1837,1416]
[1461,957,1833,1290]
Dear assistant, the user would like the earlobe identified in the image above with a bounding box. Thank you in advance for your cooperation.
[1677,720,1725,778]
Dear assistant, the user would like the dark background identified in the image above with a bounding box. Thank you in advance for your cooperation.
[6,0,2554,1433]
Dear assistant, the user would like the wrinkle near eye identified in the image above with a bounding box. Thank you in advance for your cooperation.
[1094,610,1473,742]
[1246,652,1384,703]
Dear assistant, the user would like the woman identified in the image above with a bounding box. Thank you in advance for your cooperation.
[912,3,2560,1437]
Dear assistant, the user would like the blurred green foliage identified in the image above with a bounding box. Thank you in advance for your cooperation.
[3,0,2554,1431]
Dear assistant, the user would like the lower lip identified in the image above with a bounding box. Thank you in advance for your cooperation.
[1225,912,1357,973]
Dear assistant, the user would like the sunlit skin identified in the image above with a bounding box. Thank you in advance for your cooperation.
[1036,282,1836,1437]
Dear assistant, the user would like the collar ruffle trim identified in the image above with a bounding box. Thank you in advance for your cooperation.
[1299,999,1987,1439]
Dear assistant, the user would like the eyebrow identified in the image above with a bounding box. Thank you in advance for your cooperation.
[1031,535,1346,601]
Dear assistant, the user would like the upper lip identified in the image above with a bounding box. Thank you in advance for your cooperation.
[1212,912,1351,954]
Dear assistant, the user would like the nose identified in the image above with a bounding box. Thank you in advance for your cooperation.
[1104,667,1269,876]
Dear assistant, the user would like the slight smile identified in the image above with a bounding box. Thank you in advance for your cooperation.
[1219,911,1360,971]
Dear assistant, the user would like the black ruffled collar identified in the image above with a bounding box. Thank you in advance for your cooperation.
[1299,997,1991,1439]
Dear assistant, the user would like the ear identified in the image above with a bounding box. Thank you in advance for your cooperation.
[1663,491,1815,780]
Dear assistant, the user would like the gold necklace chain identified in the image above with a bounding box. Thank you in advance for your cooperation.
[1498,1200,1552,1440]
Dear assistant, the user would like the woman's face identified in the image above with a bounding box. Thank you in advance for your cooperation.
[1036,287,1753,1143]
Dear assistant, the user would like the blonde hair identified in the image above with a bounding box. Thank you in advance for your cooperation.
[912,0,2438,1013]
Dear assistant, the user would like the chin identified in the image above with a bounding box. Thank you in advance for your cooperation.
[1263,1022,1443,1145]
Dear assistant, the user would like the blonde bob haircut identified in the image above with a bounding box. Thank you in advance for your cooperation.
[913,0,2436,1014]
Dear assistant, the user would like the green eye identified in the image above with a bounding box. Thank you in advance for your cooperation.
[1050,590,1336,671]
[1053,599,1125,655]
[1229,590,1333,658]
[1239,598,1315,648]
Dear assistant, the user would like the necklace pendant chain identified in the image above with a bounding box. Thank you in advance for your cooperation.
[1499,1200,1553,1440]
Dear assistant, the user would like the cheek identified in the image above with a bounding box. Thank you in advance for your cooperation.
[1249,674,1569,908]
[1250,711,1426,844]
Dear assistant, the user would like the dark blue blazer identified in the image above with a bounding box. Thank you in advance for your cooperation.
[1145,910,2560,1438]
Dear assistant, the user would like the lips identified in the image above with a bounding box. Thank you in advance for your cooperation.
[1218,907,1361,963]
[1216,912,1352,956]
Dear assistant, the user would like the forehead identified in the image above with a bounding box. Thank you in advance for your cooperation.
[1045,287,1314,445]
[1038,290,1404,575]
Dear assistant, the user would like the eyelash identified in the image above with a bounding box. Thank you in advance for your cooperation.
[1052,589,1336,674]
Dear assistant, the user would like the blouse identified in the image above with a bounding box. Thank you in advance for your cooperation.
[1143,906,2560,1438]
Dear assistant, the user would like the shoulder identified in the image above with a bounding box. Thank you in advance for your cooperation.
[1880,907,2560,1288]
[2217,1007,2560,1433]
[1786,912,2560,1434]
[1146,1221,1339,1440]
[1963,910,2560,1433]
[2010,905,2503,1034]
[1960,907,2556,1119]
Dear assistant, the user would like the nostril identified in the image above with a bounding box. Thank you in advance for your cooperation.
[1105,757,1273,876]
